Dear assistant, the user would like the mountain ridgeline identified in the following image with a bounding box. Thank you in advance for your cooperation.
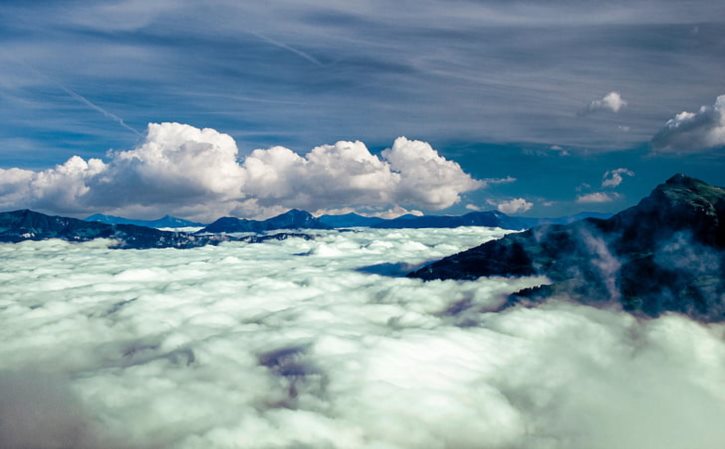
[410,175,725,322]
[0,210,221,249]
[2,207,599,250]
[0,210,311,249]
[201,210,611,233]
[85,214,204,228]
[0,206,611,249]
[201,209,329,233]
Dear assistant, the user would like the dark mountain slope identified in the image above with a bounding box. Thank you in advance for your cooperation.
[410,175,725,322]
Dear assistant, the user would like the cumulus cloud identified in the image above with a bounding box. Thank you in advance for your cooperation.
[1,229,723,449]
[602,168,635,188]
[576,192,619,203]
[585,91,628,114]
[243,136,481,214]
[651,94,725,152]
[1,123,245,219]
[0,123,482,220]
[496,198,533,214]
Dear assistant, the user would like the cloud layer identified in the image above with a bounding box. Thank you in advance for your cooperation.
[0,123,481,220]
[1,229,724,449]
[652,94,725,152]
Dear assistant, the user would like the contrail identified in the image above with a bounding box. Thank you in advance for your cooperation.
[247,31,324,67]
[3,53,141,137]
[52,83,141,136]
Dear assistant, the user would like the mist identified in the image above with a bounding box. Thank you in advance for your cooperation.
[1,227,723,449]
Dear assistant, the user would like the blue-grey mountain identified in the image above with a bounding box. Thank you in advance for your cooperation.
[200,209,330,233]
[320,211,610,230]
[317,213,386,228]
[0,210,310,249]
[85,214,204,228]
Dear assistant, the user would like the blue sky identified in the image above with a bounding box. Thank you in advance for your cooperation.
[0,0,724,219]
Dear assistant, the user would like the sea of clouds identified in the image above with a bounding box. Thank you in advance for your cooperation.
[1,227,724,449]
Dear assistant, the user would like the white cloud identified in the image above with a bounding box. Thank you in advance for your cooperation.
[0,229,723,449]
[0,123,482,221]
[548,145,570,156]
[651,94,725,152]
[576,192,619,203]
[382,137,483,209]
[586,91,628,113]
[481,176,516,187]
[465,203,481,211]
[496,198,533,214]
[601,168,635,188]
[241,136,481,215]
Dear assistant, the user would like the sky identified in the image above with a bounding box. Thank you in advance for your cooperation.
[0,0,724,219]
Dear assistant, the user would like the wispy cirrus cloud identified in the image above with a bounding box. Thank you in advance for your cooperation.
[1,0,724,163]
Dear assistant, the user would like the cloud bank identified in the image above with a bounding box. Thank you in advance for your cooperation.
[1,229,723,449]
[0,123,482,220]
[652,94,725,152]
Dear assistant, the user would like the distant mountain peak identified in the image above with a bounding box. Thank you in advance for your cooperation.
[200,209,328,233]
[280,209,313,217]
[665,173,699,186]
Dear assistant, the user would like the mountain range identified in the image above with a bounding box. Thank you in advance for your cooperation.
[410,174,725,322]
[85,214,204,228]
[201,209,329,233]
[0,210,220,249]
[199,210,611,233]
[0,207,613,249]
[0,210,310,249]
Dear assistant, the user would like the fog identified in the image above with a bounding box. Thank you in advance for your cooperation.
[1,227,723,449]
